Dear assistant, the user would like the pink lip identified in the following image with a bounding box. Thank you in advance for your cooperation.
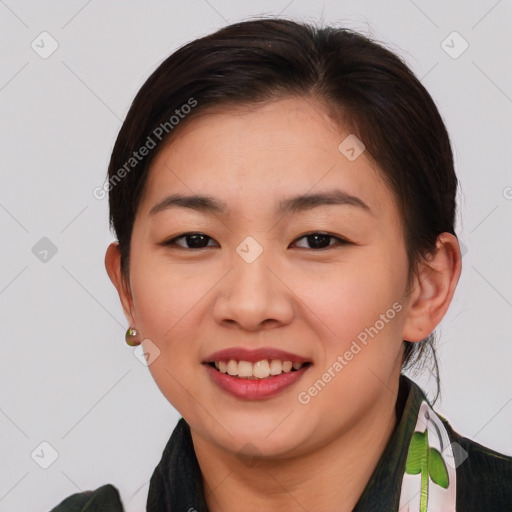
[204,363,310,400]
[204,347,309,364]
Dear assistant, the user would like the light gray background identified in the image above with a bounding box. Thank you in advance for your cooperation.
[1,1,511,511]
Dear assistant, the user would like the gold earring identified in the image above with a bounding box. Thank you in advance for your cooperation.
[125,327,140,346]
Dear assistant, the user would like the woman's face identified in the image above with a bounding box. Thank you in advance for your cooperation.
[124,96,412,458]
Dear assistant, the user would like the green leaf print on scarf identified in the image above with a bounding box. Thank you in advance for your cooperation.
[405,429,449,512]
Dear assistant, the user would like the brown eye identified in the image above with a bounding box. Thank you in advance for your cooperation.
[292,232,349,250]
[163,232,218,249]
[162,231,350,250]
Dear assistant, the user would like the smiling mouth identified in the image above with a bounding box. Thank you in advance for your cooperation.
[207,359,312,380]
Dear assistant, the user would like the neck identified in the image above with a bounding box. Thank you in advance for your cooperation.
[190,378,401,512]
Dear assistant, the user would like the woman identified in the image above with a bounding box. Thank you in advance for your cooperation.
[50,17,511,512]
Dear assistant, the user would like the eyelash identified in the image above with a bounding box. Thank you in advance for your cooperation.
[161,231,351,251]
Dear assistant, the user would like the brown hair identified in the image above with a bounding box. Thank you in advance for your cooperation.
[106,18,458,396]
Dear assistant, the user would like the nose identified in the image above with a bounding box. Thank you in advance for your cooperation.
[211,245,295,332]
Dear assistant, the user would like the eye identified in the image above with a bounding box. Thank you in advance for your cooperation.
[291,231,350,250]
[162,232,218,249]
[161,231,351,251]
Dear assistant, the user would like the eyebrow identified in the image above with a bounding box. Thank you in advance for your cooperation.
[149,189,372,217]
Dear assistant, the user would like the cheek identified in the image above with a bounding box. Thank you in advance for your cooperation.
[300,250,406,351]
[293,252,407,421]
[129,244,216,339]
[131,267,182,341]
[128,254,216,414]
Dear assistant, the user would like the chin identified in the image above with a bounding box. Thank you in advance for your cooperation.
[192,409,312,458]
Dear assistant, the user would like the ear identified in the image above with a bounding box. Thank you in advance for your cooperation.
[402,233,462,342]
[105,242,136,326]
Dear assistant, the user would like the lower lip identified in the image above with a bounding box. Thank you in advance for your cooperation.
[204,364,310,400]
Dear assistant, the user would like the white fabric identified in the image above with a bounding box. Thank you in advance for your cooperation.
[399,401,457,512]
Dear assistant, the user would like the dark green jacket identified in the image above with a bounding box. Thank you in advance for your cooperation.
[49,375,512,511]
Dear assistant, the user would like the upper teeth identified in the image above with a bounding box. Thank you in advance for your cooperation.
[215,359,304,379]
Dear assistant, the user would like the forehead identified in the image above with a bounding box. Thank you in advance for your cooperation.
[137,96,396,221]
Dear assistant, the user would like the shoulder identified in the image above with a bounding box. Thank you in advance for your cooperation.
[442,419,512,510]
[49,483,124,512]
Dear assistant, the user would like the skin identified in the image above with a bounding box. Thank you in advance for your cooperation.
[105,96,461,511]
